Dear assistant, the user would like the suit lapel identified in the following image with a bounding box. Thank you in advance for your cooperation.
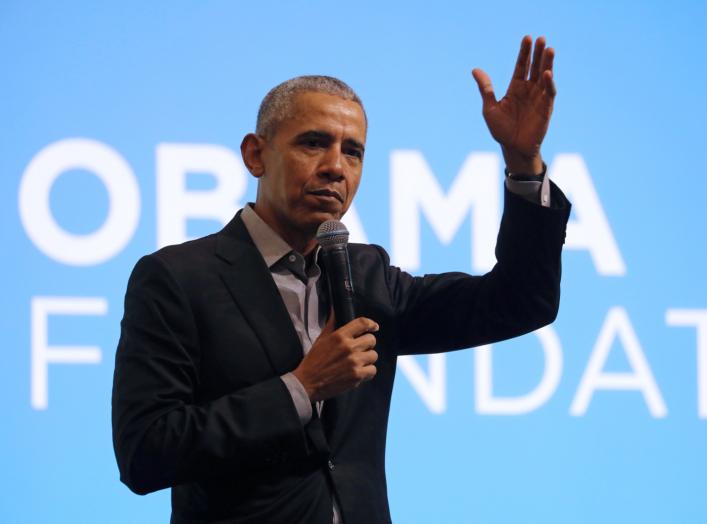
[215,212,303,376]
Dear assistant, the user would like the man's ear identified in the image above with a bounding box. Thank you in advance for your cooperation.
[240,133,266,178]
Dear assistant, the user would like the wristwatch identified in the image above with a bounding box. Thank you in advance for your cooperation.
[504,162,547,181]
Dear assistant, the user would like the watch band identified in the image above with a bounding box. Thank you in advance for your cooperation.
[505,162,547,181]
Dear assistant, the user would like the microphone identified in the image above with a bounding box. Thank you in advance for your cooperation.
[316,220,356,328]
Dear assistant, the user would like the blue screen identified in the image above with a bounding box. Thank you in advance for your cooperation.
[2,1,706,522]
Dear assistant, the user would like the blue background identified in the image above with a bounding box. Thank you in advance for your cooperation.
[2,1,706,522]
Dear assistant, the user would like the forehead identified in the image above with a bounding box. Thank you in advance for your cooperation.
[276,91,367,141]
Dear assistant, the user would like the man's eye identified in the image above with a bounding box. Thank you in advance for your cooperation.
[300,136,327,149]
[345,148,363,159]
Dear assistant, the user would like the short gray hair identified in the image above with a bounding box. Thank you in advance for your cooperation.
[256,75,366,139]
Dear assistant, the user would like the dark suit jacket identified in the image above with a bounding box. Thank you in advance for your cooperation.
[112,185,570,524]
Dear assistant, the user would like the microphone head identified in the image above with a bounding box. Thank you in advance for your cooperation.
[316,220,349,249]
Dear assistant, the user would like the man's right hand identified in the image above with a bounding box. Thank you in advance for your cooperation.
[292,316,379,402]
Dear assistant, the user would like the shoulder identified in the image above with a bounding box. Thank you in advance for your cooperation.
[138,210,250,274]
[346,242,413,301]
[152,233,219,266]
[347,243,394,273]
[127,232,224,295]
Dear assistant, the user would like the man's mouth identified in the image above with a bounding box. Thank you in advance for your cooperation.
[308,188,344,203]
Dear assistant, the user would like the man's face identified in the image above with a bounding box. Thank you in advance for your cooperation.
[251,91,367,246]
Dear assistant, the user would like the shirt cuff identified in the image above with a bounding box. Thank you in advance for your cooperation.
[280,372,312,424]
[504,171,551,208]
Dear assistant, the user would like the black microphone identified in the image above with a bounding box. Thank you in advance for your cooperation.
[316,220,356,328]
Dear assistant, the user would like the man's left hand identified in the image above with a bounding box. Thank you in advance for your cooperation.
[472,35,556,174]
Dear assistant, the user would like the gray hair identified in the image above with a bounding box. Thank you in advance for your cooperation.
[256,75,366,139]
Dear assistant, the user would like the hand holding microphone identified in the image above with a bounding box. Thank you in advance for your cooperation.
[292,220,379,402]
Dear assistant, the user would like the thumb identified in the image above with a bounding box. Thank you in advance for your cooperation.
[322,309,336,335]
[471,68,497,109]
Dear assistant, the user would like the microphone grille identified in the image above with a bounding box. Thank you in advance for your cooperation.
[316,220,349,248]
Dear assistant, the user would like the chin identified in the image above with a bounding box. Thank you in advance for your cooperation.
[309,211,339,227]
[310,205,343,221]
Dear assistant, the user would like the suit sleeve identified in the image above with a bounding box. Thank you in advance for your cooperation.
[387,182,571,355]
[111,254,309,495]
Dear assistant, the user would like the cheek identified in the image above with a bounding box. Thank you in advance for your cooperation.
[270,165,301,201]
[282,157,313,193]
[348,173,362,198]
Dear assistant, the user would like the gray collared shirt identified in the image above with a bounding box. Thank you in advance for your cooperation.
[241,204,322,424]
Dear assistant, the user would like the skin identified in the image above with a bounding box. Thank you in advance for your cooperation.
[472,35,556,174]
[241,36,557,401]
[241,91,378,400]
[241,91,368,256]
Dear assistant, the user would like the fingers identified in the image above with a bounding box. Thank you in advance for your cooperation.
[352,332,377,352]
[360,349,378,366]
[543,70,557,98]
[339,316,379,338]
[518,36,554,86]
[536,41,555,98]
[358,357,378,383]
[354,348,378,384]
[539,45,555,77]
[339,317,377,353]
[512,35,533,80]
[299,316,380,400]
[529,36,546,82]
[331,317,379,386]
[339,318,378,381]
[471,68,497,108]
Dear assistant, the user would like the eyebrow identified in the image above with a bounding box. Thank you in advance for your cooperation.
[344,137,365,154]
[295,130,365,153]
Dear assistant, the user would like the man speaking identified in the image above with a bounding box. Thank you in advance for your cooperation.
[112,36,570,523]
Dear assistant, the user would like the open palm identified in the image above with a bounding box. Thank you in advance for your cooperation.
[472,36,556,173]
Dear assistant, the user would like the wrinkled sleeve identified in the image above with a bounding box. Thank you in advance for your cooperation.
[386,182,570,355]
[111,254,309,495]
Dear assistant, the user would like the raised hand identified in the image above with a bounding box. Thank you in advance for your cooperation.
[472,35,556,174]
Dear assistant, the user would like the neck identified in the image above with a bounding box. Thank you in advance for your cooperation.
[284,234,318,257]
[250,204,318,256]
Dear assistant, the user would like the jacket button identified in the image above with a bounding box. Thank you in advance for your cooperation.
[327,460,336,471]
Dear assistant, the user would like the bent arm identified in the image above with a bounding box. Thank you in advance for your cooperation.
[111,255,308,495]
[390,182,570,355]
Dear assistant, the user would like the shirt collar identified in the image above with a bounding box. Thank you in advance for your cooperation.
[241,203,321,270]
[241,204,293,269]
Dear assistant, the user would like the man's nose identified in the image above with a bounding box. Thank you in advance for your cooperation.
[319,145,345,180]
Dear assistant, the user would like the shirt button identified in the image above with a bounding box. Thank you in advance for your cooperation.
[288,254,296,262]
[327,460,336,471]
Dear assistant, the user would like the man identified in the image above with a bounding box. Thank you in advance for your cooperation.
[112,36,570,523]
